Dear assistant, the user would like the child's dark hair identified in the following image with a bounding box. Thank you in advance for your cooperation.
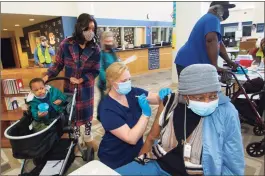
[29,78,45,89]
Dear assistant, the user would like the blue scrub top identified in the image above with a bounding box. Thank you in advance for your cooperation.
[175,13,222,67]
[98,87,148,169]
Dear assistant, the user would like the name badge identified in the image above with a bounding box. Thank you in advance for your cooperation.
[184,143,192,158]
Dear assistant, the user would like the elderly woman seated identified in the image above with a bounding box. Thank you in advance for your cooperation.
[115,64,245,176]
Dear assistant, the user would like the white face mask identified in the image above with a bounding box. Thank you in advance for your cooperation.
[83,31,95,41]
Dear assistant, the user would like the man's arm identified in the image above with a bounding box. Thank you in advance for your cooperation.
[33,48,39,65]
[139,100,164,155]
[205,32,222,71]
[219,42,237,69]
[48,47,55,56]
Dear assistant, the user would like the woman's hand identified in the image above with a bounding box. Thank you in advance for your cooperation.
[70,77,79,84]
[42,75,49,83]
[70,77,84,84]
[138,94,151,117]
[158,88,172,100]
[78,78,84,84]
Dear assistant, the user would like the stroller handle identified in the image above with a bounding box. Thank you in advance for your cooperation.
[45,76,78,124]
[45,77,78,89]
[45,77,70,84]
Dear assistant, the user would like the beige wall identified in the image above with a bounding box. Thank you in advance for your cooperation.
[14,28,29,68]
[135,27,145,46]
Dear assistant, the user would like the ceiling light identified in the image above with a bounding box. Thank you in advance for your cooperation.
[3,29,7,31]
[15,24,20,27]
[29,19,34,21]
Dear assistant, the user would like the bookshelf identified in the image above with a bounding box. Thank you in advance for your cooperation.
[1,80,27,147]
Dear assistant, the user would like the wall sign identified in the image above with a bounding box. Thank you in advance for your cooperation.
[148,48,160,70]
[256,23,264,33]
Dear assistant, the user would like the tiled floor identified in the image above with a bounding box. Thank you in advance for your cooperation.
[1,69,264,175]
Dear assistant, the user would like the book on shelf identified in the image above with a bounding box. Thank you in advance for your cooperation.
[19,87,31,94]
[1,79,27,95]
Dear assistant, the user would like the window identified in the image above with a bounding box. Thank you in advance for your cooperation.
[109,27,122,46]
[242,26,252,37]
[152,27,159,44]
[224,26,237,36]
[161,28,167,42]
[97,27,106,40]
[168,28,173,42]
[124,27,135,44]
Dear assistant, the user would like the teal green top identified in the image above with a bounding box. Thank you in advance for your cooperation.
[98,51,119,90]
[27,85,67,121]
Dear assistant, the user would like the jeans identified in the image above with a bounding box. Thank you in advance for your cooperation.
[115,161,170,176]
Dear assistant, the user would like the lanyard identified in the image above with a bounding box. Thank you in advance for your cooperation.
[184,105,200,145]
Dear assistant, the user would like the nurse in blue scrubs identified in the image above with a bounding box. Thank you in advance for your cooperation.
[97,62,171,169]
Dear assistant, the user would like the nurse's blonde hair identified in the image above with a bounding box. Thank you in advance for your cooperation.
[105,62,128,94]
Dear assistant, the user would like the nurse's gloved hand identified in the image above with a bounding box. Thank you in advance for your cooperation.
[159,88,172,100]
[138,94,152,117]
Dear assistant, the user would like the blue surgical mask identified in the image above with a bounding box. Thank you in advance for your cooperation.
[187,98,219,117]
[115,80,132,95]
[34,91,48,99]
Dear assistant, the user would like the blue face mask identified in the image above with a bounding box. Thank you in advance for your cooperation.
[115,80,132,95]
[187,98,219,117]
[34,91,48,99]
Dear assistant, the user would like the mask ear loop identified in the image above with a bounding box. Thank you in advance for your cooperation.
[112,82,119,93]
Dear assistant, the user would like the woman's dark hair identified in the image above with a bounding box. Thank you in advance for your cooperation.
[29,78,45,89]
[73,13,98,46]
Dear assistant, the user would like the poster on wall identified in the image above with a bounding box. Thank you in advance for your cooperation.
[124,27,134,44]
[148,48,160,70]
[109,27,121,46]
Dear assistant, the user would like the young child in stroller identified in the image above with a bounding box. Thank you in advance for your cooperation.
[26,78,67,132]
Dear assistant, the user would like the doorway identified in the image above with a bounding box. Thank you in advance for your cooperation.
[1,38,16,69]
[28,30,41,54]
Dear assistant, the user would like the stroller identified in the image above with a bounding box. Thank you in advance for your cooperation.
[221,67,265,158]
[4,77,94,175]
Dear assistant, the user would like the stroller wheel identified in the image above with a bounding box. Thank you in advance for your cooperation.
[82,146,94,162]
[246,142,265,157]
[253,125,265,136]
